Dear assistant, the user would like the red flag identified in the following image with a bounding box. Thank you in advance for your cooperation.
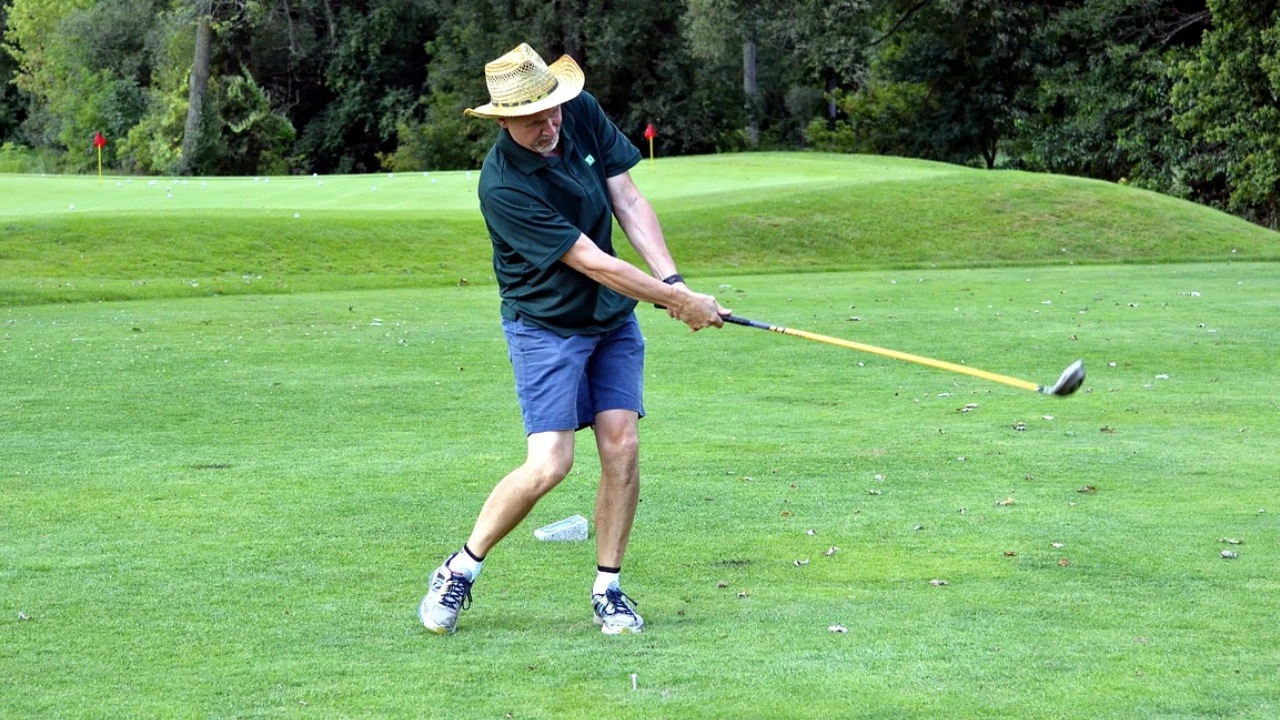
[643,123,656,140]
[93,132,107,148]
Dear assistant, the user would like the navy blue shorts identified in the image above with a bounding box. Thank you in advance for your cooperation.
[502,314,646,434]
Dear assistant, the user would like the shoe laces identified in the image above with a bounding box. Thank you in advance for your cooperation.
[438,572,473,611]
[597,587,638,619]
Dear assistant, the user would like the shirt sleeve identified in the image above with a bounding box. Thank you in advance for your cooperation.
[481,185,583,271]
[577,92,642,178]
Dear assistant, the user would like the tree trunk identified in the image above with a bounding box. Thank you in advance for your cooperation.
[281,0,298,56]
[320,0,337,48]
[983,134,997,169]
[743,36,759,149]
[560,0,584,68]
[825,72,838,130]
[178,12,213,176]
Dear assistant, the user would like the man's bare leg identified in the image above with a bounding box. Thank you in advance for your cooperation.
[592,410,640,568]
[589,409,644,633]
[466,429,576,557]
[421,429,575,633]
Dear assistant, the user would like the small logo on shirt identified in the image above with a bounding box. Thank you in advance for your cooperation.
[584,154,596,166]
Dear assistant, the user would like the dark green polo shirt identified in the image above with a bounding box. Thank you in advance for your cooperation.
[478,91,643,336]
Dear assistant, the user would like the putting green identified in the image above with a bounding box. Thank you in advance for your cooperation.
[0,153,964,218]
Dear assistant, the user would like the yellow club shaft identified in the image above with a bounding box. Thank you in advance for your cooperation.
[772,325,1040,392]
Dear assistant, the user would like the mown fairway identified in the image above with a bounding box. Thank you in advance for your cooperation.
[2,155,1278,719]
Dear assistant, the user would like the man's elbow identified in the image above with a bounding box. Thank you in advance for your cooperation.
[561,241,611,277]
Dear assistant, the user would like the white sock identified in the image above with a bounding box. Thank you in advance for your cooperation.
[593,569,620,596]
[446,547,483,581]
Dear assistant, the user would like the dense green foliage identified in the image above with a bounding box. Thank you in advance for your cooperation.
[1172,0,1280,226]
[0,4,22,140]
[2,0,1279,225]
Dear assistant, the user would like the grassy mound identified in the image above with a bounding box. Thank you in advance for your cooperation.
[2,153,1275,306]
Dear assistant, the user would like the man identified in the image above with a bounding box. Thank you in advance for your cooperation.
[419,43,726,635]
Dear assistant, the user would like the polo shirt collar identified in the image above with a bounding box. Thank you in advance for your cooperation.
[495,108,577,175]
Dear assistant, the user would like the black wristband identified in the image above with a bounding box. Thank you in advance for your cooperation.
[654,274,684,309]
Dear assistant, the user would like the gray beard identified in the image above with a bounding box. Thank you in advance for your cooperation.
[534,133,560,155]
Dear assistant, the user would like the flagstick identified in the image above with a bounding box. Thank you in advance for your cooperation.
[97,146,103,183]
[648,137,654,173]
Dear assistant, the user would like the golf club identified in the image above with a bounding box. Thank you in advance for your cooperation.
[723,314,1085,396]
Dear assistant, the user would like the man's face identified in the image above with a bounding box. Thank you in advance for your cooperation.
[500,105,562,155]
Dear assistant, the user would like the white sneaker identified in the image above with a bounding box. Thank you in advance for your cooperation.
[592,585,644,635]
[419,555,474,634]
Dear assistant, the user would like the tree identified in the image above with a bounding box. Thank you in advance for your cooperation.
[810,0,1042,167]
[1,0,91,100]
[3,0,161,168]
[580,0,743,154]
[2,0,88,151]
[178,0,253,175]
[773,0,875,128]
[399,0,737,169]
[684,0,778,148]
[1012,0,1207,183]
[178,9,211,174]
[293,0,436,173]
[1172,0,1280,225]
[0,3,28,142]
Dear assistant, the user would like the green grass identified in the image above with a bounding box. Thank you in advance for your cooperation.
[2,154,1279,718]
[3,153,1276,305]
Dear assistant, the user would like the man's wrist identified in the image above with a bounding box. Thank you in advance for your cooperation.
[654,274,685,309]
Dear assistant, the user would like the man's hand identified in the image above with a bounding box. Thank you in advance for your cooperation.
[670,286,727,331]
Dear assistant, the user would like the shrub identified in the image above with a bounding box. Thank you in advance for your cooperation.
[0,141,62,173]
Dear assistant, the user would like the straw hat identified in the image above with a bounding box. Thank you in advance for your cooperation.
[464,43,585,119]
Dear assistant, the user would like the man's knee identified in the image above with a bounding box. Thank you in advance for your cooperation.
[521,432,574,495]
[599,432,638,463]
[595,413,640,465]
[526,455,572,492]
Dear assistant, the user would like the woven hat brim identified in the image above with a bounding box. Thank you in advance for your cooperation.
[464,55,585,119]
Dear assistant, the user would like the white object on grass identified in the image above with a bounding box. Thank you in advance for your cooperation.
[534,514,588,541]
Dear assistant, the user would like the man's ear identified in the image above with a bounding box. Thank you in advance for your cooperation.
[497,118,509,130]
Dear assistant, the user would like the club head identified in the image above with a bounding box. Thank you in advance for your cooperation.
[1041,359,1085,396]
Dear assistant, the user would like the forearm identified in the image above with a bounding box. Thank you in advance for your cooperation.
[617,193,677,278]
[561,234,723,331]
[561,235,686,308]
[610,178,678,279]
